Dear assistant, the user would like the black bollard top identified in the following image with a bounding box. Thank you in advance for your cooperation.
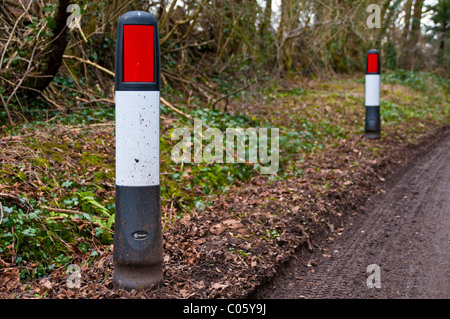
[115,11,160,92]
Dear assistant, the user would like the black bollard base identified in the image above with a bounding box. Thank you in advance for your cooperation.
[113,185,163,291]
[364,106,381,140]
[364,131,381,139]
[113,264,163,291]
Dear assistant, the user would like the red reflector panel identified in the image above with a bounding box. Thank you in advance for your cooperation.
[367,53,379,73]
[124,25,154,82]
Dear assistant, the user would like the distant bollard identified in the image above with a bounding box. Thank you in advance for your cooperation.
[113,11,163,290]
[364,49,381,139]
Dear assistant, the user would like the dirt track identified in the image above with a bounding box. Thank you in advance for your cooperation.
[255,133,450,299]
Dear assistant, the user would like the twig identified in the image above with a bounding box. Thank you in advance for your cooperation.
[214,10,244,65]
[160,0,206,46]
[41,91,64,110]
[0,3,15,27]
[211,83,251,110]
[160,97,193,120]
[40,206,83,215]
[0,75,42,94]
[66,0,132,50]
[0,9,28,69]
[168,39,214,53]
[74,14,88,43]
[62,59,83,92]
[0,201,4,225]
[40,205,107,219]
[165,0,208,51]
[159,0,179,31]
[303,27,344,72]
[3,11,45,110]
[3,0,21,7]
[162,70,217,103]
[0,93,14,126]
[17,0,33,23]
[63,55,115,77]
[71,122,115,131]
[163,68,218,96]
[0,192,32,211]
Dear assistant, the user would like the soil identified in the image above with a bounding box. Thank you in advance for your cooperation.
[252,131,450,299]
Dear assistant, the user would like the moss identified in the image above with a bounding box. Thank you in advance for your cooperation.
[93,171,114,183]
[32,157,50,167]
[26,141,68,163]
[43,142,67,150]
[80,152,104,165]
[16,170,27,181]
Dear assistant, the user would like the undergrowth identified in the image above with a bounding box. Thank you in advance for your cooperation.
[0,71,448,281]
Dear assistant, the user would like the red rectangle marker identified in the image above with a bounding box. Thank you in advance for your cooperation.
[123,25,154,82]
[367,53,379,73]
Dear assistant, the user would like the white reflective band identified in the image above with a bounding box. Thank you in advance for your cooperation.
[365,74,380,106]
[115,91,160,186]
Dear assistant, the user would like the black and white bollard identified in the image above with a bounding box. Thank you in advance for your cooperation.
[113,11,163,290]
[364,49,381,139]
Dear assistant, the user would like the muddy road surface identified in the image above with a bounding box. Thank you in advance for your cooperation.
[255,133,450,299]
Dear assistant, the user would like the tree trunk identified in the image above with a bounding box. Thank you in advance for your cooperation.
[25,0,71,94]
[402,0,413,46]
[398,0,413,69]
[259,0,272,38]
[437,0,449,71]
[410,0,424,45]
[404,0,424,70]
[374,0,393,49]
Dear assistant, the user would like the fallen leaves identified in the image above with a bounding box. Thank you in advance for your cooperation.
[211,282,229,290]
[0,268,19,290]
[210,218,245,235]
[39,278,53,290]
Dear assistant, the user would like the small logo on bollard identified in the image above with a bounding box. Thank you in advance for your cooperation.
[132,231,149,240]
